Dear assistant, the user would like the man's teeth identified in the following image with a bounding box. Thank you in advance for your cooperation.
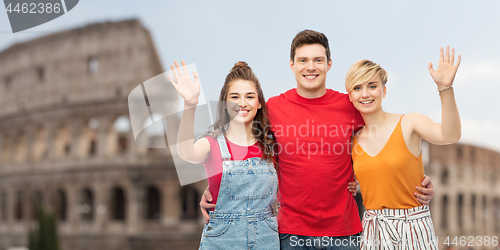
[305,75,317,79]
[361,100,374,104]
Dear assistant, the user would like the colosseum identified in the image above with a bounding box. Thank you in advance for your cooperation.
[0,19,207,250]
[353,141,500,250]
[424,142,500,249]
[0,18,499,250]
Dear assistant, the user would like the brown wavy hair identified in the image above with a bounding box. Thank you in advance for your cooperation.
[290,29,331,62]
[207,61,275,164]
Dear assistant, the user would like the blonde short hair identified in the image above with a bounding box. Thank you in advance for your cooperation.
[345,59,388,92]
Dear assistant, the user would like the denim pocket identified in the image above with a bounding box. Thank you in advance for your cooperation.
[226,169,275,200]
[264,217,278,232]
[203,221,232,237]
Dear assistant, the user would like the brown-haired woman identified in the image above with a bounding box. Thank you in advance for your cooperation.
[169,60,279,249]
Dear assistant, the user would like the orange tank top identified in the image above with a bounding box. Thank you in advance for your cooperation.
[352,115,424,210]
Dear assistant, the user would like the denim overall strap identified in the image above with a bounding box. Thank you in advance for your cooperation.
[199,135,279,250]
[216,134,231,160]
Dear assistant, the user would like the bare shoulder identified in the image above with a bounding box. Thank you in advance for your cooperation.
[194,136,211,149]
[402,113,434,132]
[404,112,427,119]
[403,113,431,123]
[386,113,403,123]
[389,113,403,119]
[193,137,212,161]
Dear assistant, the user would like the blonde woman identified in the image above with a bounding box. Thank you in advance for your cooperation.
[346,46,461,249]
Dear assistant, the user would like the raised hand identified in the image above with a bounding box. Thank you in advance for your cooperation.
[428,46,461,90]
[169,60,201,106]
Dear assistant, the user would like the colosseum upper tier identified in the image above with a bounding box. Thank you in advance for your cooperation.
[0,19,207,250]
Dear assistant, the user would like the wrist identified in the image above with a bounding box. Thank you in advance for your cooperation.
[184,100,199,107]
[438,85,453,94]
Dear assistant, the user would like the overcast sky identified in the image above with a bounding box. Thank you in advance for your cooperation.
[1,0,500,152]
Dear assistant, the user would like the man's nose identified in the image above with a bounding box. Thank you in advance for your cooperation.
[306,60,315,71]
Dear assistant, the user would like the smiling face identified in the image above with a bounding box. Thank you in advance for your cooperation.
[290,44,332,98]
[225,80,262,125]
[348,75,386,114]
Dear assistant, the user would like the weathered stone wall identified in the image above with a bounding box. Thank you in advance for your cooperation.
[424,142,500,250]
[0,19,206,250]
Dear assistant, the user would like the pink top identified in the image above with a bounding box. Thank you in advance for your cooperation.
[203,136,268,210]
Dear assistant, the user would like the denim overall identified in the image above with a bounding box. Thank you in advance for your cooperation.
[199,135,279,250]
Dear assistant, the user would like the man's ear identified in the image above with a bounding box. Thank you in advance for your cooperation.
[289,58,295,72]
[327,58,332,71]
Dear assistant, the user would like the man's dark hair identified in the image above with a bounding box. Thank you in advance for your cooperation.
[290,29,331,63]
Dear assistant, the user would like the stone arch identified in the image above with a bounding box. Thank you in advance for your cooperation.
[1,134,11,165]
[180,185,199,220]
[31,190,43,220]
[144,185,161,220]
[141,114,166,153]
[457,193,464,229]
[482,195,487,228]
[32,126,47,161]
[54,123,71,158]
[15,131,27,163]
[494,197,500,233]
[79,188,94,221]
[441,167,449,185]
[53,189,67,221]
[110,186,126,221]
[108,115,131,155]
[88,56,98,75]
[0,191,6,221]
[79,118,99,158]
[471,194,476,231]
[14,190,23,221]
[441,195,448,229]
[37,66,45,83]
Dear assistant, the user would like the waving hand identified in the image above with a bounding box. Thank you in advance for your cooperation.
[428,46,461,90]
[169,60,200,106]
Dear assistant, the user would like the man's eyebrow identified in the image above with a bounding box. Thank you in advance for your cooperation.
[228,92,257,95]
[296,56,326,60]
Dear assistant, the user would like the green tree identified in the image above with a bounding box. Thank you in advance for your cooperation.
[28,207,61,250]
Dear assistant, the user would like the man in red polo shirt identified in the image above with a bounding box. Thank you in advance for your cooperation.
[200,30,434,249]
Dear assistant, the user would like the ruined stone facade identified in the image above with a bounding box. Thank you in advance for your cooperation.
[355,142,500,249]
[1,18,499,250]
[0,19,207,250]
[424,142,500,249]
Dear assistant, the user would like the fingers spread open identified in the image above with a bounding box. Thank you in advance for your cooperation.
[170,64,180,82]
[445,45,450,63]
[174,61,183,78]
[439,47,444,63]
[181,60,189,77]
